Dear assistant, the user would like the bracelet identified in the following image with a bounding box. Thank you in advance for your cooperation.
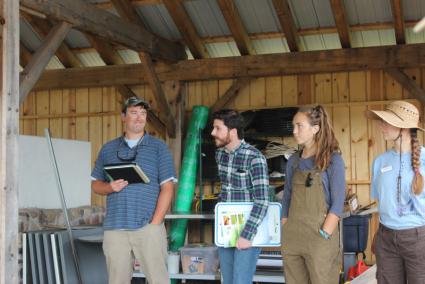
[319,228,331,240]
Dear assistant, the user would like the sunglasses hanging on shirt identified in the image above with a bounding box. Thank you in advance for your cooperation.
[305,173,313,187]
[116,135,145,162]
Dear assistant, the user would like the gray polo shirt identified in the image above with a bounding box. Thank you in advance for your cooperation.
[91,134,176,230]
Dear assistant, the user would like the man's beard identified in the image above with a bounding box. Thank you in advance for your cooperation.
[214,133,231,148]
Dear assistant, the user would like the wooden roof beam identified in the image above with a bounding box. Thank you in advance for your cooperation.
[272,0,301,52]
[20,0,186,62]
[20,21,72,102]
[386,68,425,105]
[217,0,255,55]
[211,77,251,113]
[21,13,83,68]
[112,0,177,136]
[20,42,33,68]
[390,0,406,44]
[33,43,425,90]
[162,0,209,59]
[330,0,351,48]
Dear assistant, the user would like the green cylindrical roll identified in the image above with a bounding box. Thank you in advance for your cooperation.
[169,105,209,252]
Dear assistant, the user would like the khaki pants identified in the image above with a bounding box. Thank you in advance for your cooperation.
[103,223,169,284]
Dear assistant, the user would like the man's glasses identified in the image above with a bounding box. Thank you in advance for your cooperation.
[116,136,144,162]
[305,173,313,187]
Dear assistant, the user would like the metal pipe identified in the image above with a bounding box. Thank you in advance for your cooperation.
[44,128,83,284]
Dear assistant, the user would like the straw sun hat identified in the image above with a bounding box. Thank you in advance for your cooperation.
[367,100,425,131]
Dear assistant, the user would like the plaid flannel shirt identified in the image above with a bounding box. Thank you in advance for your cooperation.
[215,140,270,241]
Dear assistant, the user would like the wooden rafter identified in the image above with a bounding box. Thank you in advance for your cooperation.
[211,77,251,113]
[112,0,177,137]
[217,0,254,55]
[390,0,406,44]
[21,13,83,68]
[20,0,186,62]
[162,0,209,59]
[330,0,351,48]
[34,43,425,90]
[0,0,19,282]
[386,68,425,105]
[272,0,300,52]
[20,21,72,102]
[20,42,33,68]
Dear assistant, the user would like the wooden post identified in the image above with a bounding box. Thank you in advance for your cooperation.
[0,0,20,283]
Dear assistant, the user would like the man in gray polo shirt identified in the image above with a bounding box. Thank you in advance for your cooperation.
[91,96,176,284]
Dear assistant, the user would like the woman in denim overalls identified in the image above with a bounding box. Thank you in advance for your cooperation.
[281,105,346,284]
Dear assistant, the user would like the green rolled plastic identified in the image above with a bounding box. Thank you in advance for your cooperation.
[169,105,209,252]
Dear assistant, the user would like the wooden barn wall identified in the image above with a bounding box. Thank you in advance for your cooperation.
[19,68,425,263]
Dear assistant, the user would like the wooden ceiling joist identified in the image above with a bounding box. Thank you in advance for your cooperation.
[211,77,251,113]
[390,0,406,44]
[33,43,425,90]
[85,35,125,65]
[20,0,186,62]
[272,0,301,52]
[162,0,209,59]
[20,21,72,102]
[330,0,351,48]
[386,68,425,105]
[112,0,177,137]
[19,42,33,68]
[217,0,254,55]
[21,13,83,68]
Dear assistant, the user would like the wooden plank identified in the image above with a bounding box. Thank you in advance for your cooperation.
[49,89,63,138]
[20,21,72,102]
[329,0,351,48]
[234,79,250,109]
[332,106,351,180]
[349,71,367,102]
[22,92,36,135]
[162,0,209,59]
[402,68,421,99]
[272,0,301,52]
[282,75,298,106]
[385,68,425,106]
[35,90,50,136]
[391,0,406,44]
[62,88,76,140]
[331,72,349,103]
[250,77,266,108]
[314,73,332,104]
[0,0,20,281]
[34,43,425,90]
[210,77,251,113]
[20,0,186,62]
[21,13,82,68]
[217,0,255,55]
[266,76,282,107]
[297,75,312,105]
[75,88,89,141]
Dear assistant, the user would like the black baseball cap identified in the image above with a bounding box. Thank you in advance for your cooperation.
[122,96,150,113]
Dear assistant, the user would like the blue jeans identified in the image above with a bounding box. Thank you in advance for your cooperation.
[218,247,261,284]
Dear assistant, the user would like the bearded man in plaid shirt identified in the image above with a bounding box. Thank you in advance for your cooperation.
[211,109,270,284]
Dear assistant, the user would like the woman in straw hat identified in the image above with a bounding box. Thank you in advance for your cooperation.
[281,105,346,284]
[367,100,425,284]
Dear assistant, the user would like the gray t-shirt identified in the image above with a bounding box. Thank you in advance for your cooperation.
[281,152,346,218]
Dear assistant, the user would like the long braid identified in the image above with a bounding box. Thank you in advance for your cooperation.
[410,129,424,195]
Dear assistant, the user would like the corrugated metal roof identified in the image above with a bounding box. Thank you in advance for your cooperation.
[20,18,41,52]
[137,4,181,41]
[289,0,334,29]
[77,52,106,67]
[252,38,289,54]
[184,0,230,37]
[205,41,239,57]
[117,49,141,64]
[301,33,341,51]
[234,0,280,34]
[403,0,425,21]
[351,29,395,48]
[406,27,425,43]
[65,29,91,49]
[344,0,393,25]
[46,56,65,69]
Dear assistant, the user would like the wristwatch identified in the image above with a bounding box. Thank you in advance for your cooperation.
[319,228,331,240]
